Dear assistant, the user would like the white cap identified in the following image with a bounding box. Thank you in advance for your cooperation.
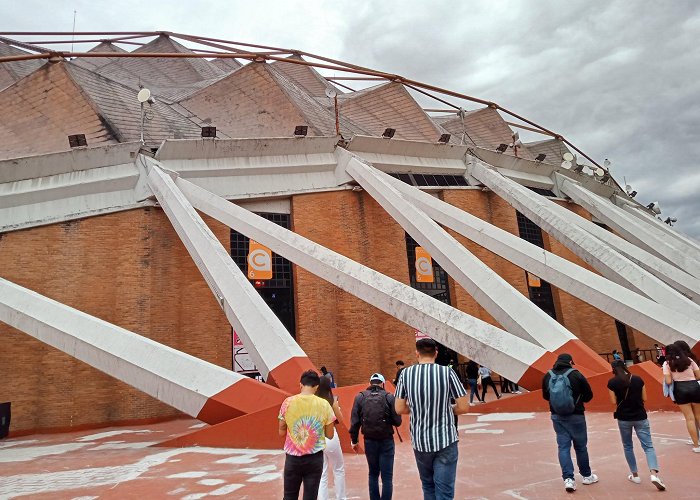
[370,373,385,383]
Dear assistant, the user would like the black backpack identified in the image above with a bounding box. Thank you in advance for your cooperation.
[360,389,392,439]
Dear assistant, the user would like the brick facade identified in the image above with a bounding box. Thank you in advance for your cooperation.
[0,190,643,433]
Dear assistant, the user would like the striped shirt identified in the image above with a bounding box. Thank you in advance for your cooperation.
[395,362,467,452]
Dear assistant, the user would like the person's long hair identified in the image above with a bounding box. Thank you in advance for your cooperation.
[674,340,698,363]
[315,374,334,406]
[666,343,692,372]
[611,360,631,387]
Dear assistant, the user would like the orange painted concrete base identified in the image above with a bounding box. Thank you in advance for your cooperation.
[483,361,677,414]
[160,404,286,449]
[266,356,318,395]
[196,377,290,424]
[518,339,609,391]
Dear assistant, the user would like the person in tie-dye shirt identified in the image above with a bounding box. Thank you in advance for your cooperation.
[279,369,336,499]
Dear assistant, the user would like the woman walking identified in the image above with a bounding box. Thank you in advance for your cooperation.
[466,360,483,405]
[316,376,346,500]
[663,343,700,452]
[607,360,666,490]
[479,365,501,402]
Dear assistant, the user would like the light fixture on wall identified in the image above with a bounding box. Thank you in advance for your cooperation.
[382,128,396,139]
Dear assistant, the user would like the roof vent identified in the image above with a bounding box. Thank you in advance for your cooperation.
[294,125,308,137]
[201,126,217,138]
[68,134,87,148]
[382,128,396,139]
[437,133,451,144]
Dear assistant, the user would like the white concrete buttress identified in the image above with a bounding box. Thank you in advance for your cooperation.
[470,160,700,321]
[143,157,307,380]
[375,169,700,348]
[559,177,700,278]
[341,149,578,350]
[545,196,700,303]
[621,203,700,254]
[0,278,253,419]
[176,177,549,385]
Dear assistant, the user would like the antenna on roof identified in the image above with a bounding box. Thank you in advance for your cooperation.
[71,10,77,54]
[325,87,340,136]
[137,87,153,145]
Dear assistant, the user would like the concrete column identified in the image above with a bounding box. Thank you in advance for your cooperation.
[375,169,700,349]
[547,196,700,303]
[176,176,563,388]
[144,158,314,393]
[620,201,700,259]
[560,177,700,278]
[340,150,610,374]
[470,160,700,322]
[0,278,289,424]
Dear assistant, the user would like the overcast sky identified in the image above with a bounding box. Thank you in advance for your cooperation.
[3,0,699,237]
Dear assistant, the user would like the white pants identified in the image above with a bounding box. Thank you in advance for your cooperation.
[318,431,346,500]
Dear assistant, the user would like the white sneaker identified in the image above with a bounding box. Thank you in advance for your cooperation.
[692,446,700,453]
[650,474,666,491]
[627,474,641,484]
[564,478,576,492]
[581,474,599,485]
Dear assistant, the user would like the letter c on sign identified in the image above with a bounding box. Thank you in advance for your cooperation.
[416,256,431,275]
[249,248,271,271]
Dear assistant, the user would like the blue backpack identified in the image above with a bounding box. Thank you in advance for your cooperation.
[548,368,576,415]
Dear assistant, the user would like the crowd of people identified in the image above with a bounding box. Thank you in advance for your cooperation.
[277,338,699,499]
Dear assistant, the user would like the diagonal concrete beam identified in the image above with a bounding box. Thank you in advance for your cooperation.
[546,196,700,303]
[621,203,700,254]
[339,151,609,373]
[470,160,700,322]
[176,176,563,389]
[559,176,700,278]
[143,157,314,393]
[374,169,700,349]
[0,278,289,424]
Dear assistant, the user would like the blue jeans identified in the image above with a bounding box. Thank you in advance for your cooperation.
[551,414,591,480]
[617,419,659,473]
[468,378,481,403]
[364,438,395,500]
[413,440,458,500]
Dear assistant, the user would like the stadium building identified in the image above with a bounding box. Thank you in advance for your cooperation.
[1,32,699,437]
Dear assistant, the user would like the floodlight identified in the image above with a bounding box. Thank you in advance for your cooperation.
[496,143,508,153]
[647,201,662,215]
[629,190,637,198]
[664,217,677,225]
[437,133,451,143]
[294,125,308,137]
[382,128,396,139]
[535,153,547,162]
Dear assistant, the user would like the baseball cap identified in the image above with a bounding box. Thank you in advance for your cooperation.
[369,373,385,383]
[556,353,574,365]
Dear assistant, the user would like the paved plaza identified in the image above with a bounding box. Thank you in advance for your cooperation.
[1,410,697,499]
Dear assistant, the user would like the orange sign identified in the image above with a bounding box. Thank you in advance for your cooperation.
[527,272,541,288]
[247,240,272,280]
[415,246,434,283]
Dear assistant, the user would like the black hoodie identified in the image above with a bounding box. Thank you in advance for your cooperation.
[542,361,593,415]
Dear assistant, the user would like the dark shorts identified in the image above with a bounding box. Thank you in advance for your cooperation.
[674,380,700,405]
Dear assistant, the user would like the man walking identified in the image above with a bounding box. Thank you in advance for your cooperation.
[542,353,599,493]
[395,339,468,499]
[349,373,402,500]
[279,370,336,499]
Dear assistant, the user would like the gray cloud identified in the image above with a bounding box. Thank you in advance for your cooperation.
[2,0,699,238]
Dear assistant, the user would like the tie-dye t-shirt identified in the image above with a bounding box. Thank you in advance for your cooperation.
[279,394,335,456]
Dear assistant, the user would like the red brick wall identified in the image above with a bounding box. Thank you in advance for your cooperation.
[291,190,415,386]
[0,208,232,433]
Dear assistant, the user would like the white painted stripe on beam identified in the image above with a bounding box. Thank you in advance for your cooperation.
[343,151,576,350]
[144,158,306,378]
[377,170,700,347]
[0,278,244,418]
[470,160,700,321]
[176,177,546,384]
[560,178,700,278]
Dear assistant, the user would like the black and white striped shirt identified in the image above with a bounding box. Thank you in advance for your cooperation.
[395,362,467,452]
